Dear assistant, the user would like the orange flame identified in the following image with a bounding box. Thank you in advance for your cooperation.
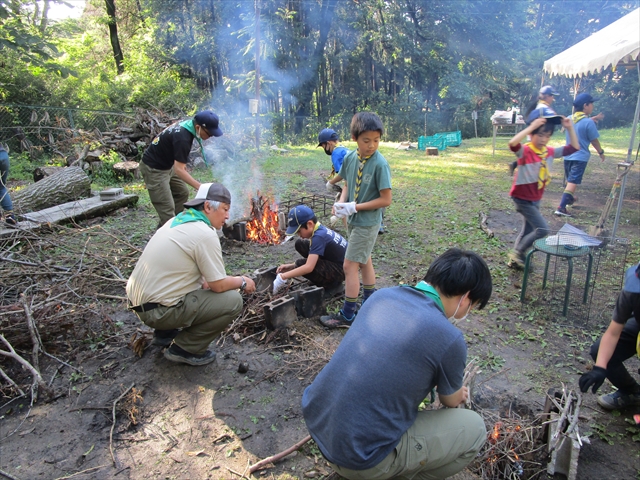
[489,422,502,444]
[246,198,282,244]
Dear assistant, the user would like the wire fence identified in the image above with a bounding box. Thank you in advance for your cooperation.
[0,104,137,156]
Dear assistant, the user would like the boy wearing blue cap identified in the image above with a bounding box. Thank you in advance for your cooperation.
[317,128,349,192]
[579,262,640,410]
[507,110,579,269]
[273,205,347,294]
[555,93,605,217]
[140,110,223,228]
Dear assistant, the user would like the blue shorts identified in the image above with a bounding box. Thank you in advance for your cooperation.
[564,160,588,184]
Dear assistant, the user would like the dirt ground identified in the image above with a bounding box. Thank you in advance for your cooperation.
[1,165,639,480]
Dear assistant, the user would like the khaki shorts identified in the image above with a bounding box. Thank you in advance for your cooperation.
[345,224,379,265]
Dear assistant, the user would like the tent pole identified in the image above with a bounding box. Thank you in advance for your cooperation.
[611,61,640,241]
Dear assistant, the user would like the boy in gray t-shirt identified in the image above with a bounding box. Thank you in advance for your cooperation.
[303,248,492,478]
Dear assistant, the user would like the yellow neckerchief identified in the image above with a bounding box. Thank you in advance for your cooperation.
[308,221,321,247]
[538,99,551,107]
[354,150,372,202]
[571,111,588,124]
[525,142,550,189]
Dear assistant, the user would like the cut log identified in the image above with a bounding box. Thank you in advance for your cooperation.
[13,166,91,213]
[21,194,138,225]
[113,161,140,179]
[426,147,439,156]
[33,166,65,182]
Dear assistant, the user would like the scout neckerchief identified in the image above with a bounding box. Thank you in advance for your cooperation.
[538,99,551,107]
[179,119,207,163]
[308,221,322,248]
[170,208,211,228]
[525,142,550,189]
[571,111,588,124]
[354,150,372,202]
[410,281,444,313]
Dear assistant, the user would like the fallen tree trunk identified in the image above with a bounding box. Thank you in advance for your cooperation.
[13,167,91,213]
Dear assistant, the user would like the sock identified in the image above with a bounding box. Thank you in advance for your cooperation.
[362,285,376,303]
[559,191,574,209]
[341,297,358,320]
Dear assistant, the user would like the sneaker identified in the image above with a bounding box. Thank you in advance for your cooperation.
[319,311,354,328]
[507,251,525,270]
[554,207,571,217]
[597,391,640,410]
[152,329,180,347]
[164,344,217,366]
[4,214,16,226]
[378,224,385,235]
[508,161,517,176]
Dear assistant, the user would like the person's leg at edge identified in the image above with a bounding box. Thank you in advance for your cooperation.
[140,162,177,227]
[330,408,486,480]
[589,318,640,394]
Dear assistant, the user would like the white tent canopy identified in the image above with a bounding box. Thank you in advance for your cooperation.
[543,8,640,78]
[543,8,639,240]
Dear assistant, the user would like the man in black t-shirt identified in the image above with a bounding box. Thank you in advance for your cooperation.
[580,262,640,410]
[273,205,347,294]
[140,110,223,227]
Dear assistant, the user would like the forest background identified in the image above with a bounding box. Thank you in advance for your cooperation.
[0,0,639,147]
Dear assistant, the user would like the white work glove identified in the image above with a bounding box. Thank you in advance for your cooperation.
[334,202,357,218]
[326,180,335,193]
[273,274,288,294]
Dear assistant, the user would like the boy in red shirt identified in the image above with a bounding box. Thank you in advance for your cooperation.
[507,108,579,269]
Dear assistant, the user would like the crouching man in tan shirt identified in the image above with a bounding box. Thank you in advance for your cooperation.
[126,183,256,365]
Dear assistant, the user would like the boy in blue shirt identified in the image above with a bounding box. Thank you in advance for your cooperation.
[273,205,347,294]
[555,93,605,217]
[318,128,349,191]
[320,112,392,328]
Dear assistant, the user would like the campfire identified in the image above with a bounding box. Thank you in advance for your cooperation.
[223,192,283,244]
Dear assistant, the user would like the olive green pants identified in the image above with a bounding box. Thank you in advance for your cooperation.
[140,161,190,227]
[135,289,243,354]
[330,408,486,480]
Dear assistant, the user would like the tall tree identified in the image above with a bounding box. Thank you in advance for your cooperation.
[105,0,125,74]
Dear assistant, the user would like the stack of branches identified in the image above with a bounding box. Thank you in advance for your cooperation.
[544,385,583,477]
[468,405,545,479]
[246,193,283,245]
[16,107,179,162]
[0,223,140,408]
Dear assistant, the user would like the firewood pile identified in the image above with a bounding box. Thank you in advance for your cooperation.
[0,224,139,407]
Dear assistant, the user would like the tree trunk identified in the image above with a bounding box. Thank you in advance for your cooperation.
[13,167,91,213]
[105,0,125,75]
[293,0,338,134]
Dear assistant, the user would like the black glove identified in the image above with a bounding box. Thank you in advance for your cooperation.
[579,366,607,393]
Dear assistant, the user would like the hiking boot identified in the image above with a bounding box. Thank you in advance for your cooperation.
[4,213,16,226]
[319,311,354,328]
[152,329,180,347]
[164,344,217,366]
[554,207,571,217]
[597,391,640,410]
[508,161,517,176]
[507,251,525,270]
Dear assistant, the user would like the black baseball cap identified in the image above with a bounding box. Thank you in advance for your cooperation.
[194,111,223,137]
